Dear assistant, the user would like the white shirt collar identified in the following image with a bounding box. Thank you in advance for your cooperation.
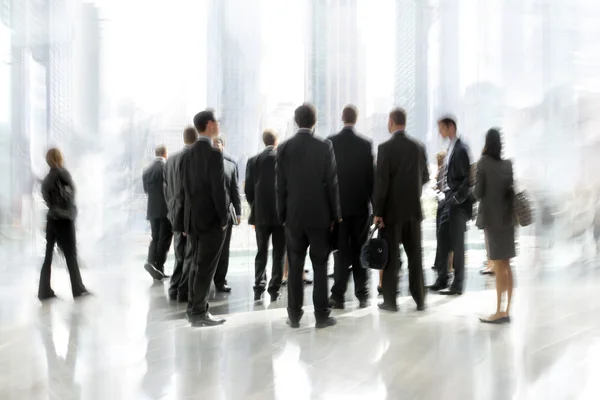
[155,157,166,162]
[297,128,313,135]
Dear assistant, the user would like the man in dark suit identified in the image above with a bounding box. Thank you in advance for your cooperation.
[143,145,173,280]
[429,116,473,295]
[163,127,197,302]
[212,136,241,293]
[373,108,429,312]
[328,105,374,309]
[174,110,229,327]
[276,103,341,329]
[246,129,285,302]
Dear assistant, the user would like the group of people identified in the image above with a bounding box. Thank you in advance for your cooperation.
[37,102,517,329]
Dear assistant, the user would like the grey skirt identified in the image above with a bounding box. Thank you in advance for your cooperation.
[486,227,516,260]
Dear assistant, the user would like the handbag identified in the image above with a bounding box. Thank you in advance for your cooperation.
[513,189,533,227]
[360,225,388,270]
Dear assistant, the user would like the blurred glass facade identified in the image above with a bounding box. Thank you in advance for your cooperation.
[1,0,600,262]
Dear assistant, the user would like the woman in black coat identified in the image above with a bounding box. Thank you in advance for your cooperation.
[474,129,515,324]
[38,148,90,301]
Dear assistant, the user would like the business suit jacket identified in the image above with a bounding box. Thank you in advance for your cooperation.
[223,157,242,223]
[276,129,341,229]
[374,130,430,223]
[163,144,192,226]
[173,138,228,236]
[143,159,168,220]
[246,146,281,226]
[474,155,514,229]
[327,127,374,217]
[446,138,473,218]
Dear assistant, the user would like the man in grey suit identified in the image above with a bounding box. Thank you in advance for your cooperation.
[373,108,429,312]
[212,136,242,293]
[276,103,341,329]
[164,127,197,302]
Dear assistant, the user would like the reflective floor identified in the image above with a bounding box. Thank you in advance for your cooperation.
[1,236,600,400]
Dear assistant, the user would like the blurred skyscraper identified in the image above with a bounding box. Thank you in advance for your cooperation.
[305,0,367,137]
[394,0,430,144]
[207,0,262,175]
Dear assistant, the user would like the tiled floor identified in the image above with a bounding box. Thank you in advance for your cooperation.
[1,236,599,399]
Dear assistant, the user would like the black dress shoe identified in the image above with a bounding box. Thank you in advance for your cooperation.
[38,292,57,301]
[378,302,398,312]
[479,269,495,276]
[328,297,345,309]
[216,285,232,293]
[177,294,188,303]
[303,278,313,285]
[144,262,164,280]
[427,283,446,292]
[190,312,226,327]
[359,299,369,309]
[439,288,463,296]
[169,292,178,301]
[416,304,426,311]
[269,292,280,302]
[315,316,337,329]
[73,290,92,299]
[286,318,300,328]
[254,291,264,301]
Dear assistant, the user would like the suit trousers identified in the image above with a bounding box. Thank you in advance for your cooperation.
[214,223,233,287]
[39,217,87,297]
[169,232,193,298]
[148,217,173,273]
[433,201,443,268]
[285,227,331,322]
[381,220,425,307]
[254,225,285,295]
[435,205,468,291]
[187,227,226,316]
[330,215,370,302]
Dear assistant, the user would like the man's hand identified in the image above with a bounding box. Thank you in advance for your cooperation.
[222,225,228,231]
[374,216,385,228]
[182,232,188,237]
[237,216,242,225]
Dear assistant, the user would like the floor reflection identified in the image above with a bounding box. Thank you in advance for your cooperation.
[0,249,598,399]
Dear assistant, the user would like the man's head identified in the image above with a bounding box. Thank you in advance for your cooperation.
[294,103,317,130]
[342,104,358,126]
[183,126,198,145]
[263,129,278,147]
[388,107,407,134]
[212,136,225,153]
[193,109,219,137]
[437,116,457,139]
[155,145,167,159]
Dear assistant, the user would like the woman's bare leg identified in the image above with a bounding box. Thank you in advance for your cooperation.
[283,256,289,280]
[505,261,514,315]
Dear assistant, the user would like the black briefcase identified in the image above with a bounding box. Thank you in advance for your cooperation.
[360,225,388,270]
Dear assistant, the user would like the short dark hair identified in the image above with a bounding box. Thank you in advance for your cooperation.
[214,136,225,146]
[183,126,197,144]
[437,115,457,130]
[263,129,278,146]
[155,145,167,157]
[193,109,216,133]
[389,107,407,126]
[294,103,317,129]
[483,128,502,161]
[342,105,358,125]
